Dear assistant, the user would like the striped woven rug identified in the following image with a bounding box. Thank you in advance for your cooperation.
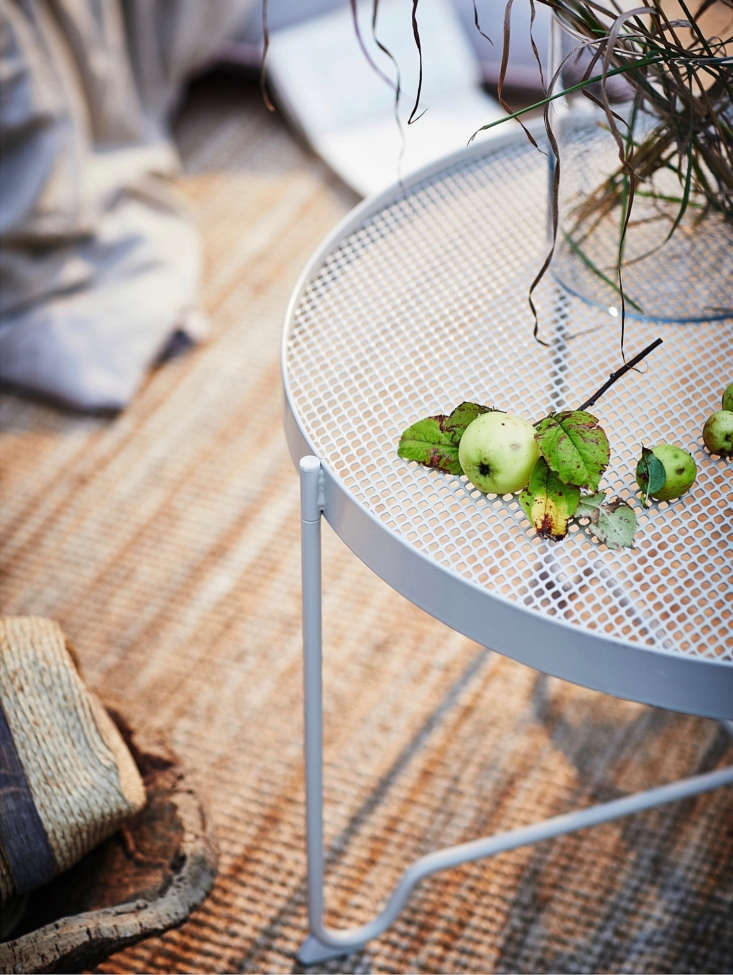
[0,75,731,974]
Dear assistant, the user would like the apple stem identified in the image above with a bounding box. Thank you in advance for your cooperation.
[577,337,663,413]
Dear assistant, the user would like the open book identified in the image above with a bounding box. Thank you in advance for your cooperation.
[265,0,508,196]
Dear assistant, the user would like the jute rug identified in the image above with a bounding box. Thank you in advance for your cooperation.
[0,75,731,974]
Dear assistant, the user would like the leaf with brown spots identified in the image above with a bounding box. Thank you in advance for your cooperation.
[519,458,580,541]
[535,410,610,492]
[576,494,637,549]
[443,401,495,439]
[397,402,492,475]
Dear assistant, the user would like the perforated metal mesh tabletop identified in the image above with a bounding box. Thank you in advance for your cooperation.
[283,128,733,718]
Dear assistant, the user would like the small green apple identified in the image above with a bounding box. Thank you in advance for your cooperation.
[459,411,539,494]
[703,410,733,457]
[636,443,697,500]
[721,383,733,413]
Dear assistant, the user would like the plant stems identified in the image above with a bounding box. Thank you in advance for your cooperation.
[470,53,669,140]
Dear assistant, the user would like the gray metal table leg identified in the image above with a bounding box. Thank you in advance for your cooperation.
[298,455,733,966]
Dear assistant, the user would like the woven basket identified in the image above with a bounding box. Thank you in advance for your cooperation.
[0,617,145,903]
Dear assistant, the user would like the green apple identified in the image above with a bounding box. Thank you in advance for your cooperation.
[636,443,697,500]
[703,410,733,457]
[459,411,539,494]
[721,383,733,413]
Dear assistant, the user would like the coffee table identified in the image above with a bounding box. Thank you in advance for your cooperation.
[281,125,733,964]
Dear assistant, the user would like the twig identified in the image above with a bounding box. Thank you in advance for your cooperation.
[577,337,663,411]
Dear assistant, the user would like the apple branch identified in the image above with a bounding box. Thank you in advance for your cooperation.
[577,337,663,413]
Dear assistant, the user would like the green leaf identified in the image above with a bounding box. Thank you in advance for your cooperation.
[534,410,610,491]
[519,458,581,541]
[575,492,607,518]
[635,446,666,504]
[577,495,637,550]
[397,416,462,474]
[443,401,493,439]
[397,402,492,475]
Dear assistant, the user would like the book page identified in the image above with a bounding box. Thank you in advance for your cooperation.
[267,0,505,196]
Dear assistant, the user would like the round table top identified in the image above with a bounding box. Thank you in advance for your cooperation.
[282,126,733,720]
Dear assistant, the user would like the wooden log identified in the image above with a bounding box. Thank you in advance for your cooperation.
[0,709,218,974]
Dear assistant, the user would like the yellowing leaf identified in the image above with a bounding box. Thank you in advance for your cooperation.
[520,458,580,540]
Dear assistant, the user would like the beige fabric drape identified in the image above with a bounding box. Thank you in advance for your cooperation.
[0,0,253,410]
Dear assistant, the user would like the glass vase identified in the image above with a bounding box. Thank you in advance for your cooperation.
[547,17,733,323]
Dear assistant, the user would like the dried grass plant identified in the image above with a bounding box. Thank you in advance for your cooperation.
[262,0,732,343]
[474,0,733,342]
